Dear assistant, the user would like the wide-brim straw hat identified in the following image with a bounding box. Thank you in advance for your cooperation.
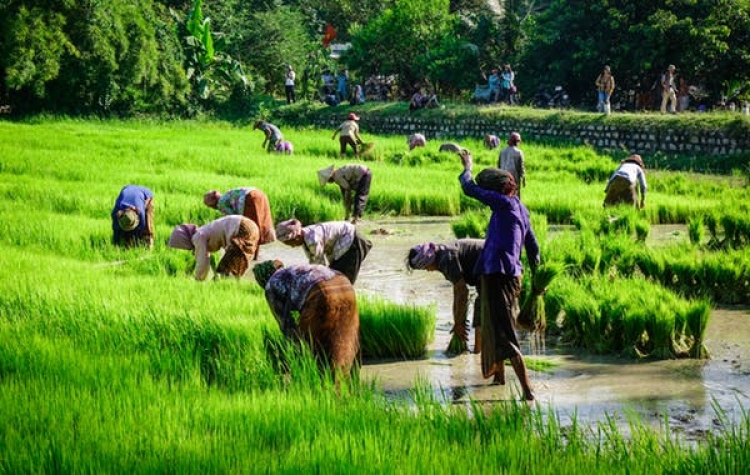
[317,165,335,187]
[118,209,140,232]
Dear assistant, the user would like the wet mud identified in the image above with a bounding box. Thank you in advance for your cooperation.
[260,217,750,439]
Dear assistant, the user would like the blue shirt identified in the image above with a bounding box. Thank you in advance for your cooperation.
[111,184,153,240]
[459,170,539,277]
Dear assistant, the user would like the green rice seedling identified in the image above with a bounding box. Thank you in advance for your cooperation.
[688,214,706,245]
[451,210,488,238]
[517,262,564,332]
[358,296,436,359]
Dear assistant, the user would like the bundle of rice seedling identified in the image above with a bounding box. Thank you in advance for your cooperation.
[517,262,564,333]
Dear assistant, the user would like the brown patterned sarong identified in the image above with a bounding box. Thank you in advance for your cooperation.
[603,176,638,208]
[479,273,523,379]
[298,274,360,376]
[242,189,276,248]
[216,218,259,278]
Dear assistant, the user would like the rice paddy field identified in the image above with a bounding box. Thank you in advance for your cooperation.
[1,117,749,473]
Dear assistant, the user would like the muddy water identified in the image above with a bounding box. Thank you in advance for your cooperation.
[260,218,750,438]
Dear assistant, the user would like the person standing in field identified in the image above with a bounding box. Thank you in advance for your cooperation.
[595,65,615,115]
[254,120,284,153]
[274,219,372,285]
[497,132,526,200]
[111,184,155,249]
[458,149,540,401]
[203,187,275,259]
[167,215,259,281]
[406,239,485,355]
[331,113,363,157]
[253,260,360,381]
[603,154,648,209]
[317,163,372,224]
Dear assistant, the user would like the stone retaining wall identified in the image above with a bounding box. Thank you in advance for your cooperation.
[310,115,750,156]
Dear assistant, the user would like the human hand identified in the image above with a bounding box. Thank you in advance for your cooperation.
[459,150,473,170]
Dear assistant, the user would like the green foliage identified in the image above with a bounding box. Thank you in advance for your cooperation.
[344,0,457,95]
[359,297,436,358]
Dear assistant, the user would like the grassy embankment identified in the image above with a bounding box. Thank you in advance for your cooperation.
[0,118,748,473]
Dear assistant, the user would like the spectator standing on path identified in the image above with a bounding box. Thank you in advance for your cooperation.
[660,65,677,114]
[337,68,349,102]
[488,68,500,103]
[318,163,372,224]
[497,132,526,200]
[111,184,155,249]
[603,154,648,209]
[254,120,283,153]
[500,64,515,104]
[458,149,540,401]
[595,65,615,114]
[284,65,296,104]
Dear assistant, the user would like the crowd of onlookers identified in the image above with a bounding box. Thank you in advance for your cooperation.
[280,62,749,115]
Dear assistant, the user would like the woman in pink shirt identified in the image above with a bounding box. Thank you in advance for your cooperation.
[168,215,260,281]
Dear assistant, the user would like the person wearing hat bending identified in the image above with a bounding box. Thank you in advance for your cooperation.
[254,120,284,153]
[332,113,363,157]
[603,154,648,209]
[275,219,372,284]
[318,163,372,224]
[203,187,275,259]
[168,215,260,281]
[459,149,540,401]
[111,184,154,249]
[406,239,485,355]
[253,260,360,382]
[497,132,526,200]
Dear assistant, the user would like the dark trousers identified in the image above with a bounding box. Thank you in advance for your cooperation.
[285,85,296,103]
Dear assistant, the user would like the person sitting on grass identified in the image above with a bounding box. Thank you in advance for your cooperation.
[409,87,439,111]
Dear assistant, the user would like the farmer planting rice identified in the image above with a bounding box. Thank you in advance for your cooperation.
[253,260,360,380]
[168,215,259,281]
[203,187,275,258]
[275,219,372,285]
[407,133,427,151]
[458,149,541,401]
[331,113,364,157]
[318,163,372,224]
[603,154,648,209]
[254,120,284,153]
[406,239,484,355]
[111,184,155,249]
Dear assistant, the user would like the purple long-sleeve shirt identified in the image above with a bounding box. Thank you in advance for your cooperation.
[459,169,540,277]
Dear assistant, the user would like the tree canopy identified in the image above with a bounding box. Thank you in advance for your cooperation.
[1,0,749,115]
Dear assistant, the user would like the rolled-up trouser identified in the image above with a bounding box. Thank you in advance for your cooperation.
[216,218,259,278]
[339,136,359,155]
[352,170,372,219]
[603,176,638,208]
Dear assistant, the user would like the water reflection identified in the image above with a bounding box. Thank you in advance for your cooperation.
[260,217,750,438]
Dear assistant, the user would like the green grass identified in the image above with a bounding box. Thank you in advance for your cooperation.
[1,118,749,473]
